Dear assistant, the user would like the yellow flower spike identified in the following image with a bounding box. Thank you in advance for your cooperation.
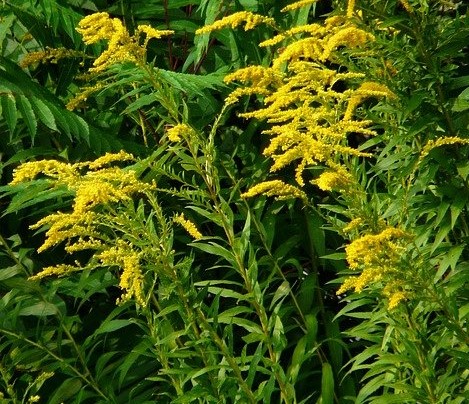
[281,0,319,13]
[418,136,469,163]
[166,123,197,142]
[29,264,81,281]
[313,164,355,192]
[343,217,364,233]
[98,246,145,306]
[173,213,203,240]
[224,65,283,88]
[76,12,115,44]
[345,227,411,270]
[20,47,83,69]
[76,12,170,74]
[344,82,395,121]
[346,0,356,17]
[66,83,105,111]
[387,290,408,309]
[87,151,135,170]
[224,87,271,105]
[241,180,307,201]
[321,26,374,61]
[135,25,174,48]
[10,160,79,185]
[195,11,275,35]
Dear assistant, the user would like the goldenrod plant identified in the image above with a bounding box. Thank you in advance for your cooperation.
[1,0,468,402]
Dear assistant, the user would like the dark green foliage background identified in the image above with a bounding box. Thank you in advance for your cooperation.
[1,0,468,403]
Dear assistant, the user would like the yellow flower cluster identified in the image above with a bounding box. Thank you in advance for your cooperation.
[214,1,391,198]
[313,164,355,192]
[11,152,154,306]
[241,180,307,201]
[76,12,173,72]
[195,11,275,35]
[98,242,145,306]
[344,82,396,121]
[281,0,318,13]
[173,213,203,240]
[223,66,283,105]
[20,47,83,68]
[66,83,105,111]
[166,123,197,142]
[342,217,364,233]
[337,227,413,309]
[418,136,469,162]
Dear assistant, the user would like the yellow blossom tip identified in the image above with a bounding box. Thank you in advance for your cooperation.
[241,180,307,201]
[195,12,275,35]
[173,213,203,240]
[281,0,318,13]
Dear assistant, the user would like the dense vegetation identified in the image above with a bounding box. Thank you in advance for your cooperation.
[1,0,468,402]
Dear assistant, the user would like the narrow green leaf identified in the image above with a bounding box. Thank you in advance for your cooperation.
[48,378,82,404]
[0,265,22,281]
[17,95,37,140]
[19,301,58,316]
[30,97,57,131]
[320,362,334,404]
[96,319,134,335]
[1,94,17,135]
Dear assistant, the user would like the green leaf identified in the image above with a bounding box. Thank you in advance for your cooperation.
[0,265,23,281]
[320,362,334,404]
[48,378,82,404]
[16,95,37,140]
[19,301,58,316]
[30,97,57,131]
[96,319,135,335]
[1,93,17,135]
[192,242,236,264]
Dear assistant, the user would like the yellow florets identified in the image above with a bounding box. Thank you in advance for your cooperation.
[281,0,319,13]
[76,12,173,73]
[14,153,155,307]
[87,151,135,169]
[313,164,355,192]
[344,82,396,121]
[20,47,83,68]
[337,228,414,309]
[345,227,410,270]
[98,244,146,306]
[166,124,196,142]
[241,180,307,201]
[173,213,203,240]
[419,136,469,162]
[195,11,275,35]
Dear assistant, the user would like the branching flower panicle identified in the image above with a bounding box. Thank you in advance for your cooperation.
[98,243,145,306]
[418,136,469,163]
[218,7,388,198]
[11,152,154,307]
[76,12,173,72]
